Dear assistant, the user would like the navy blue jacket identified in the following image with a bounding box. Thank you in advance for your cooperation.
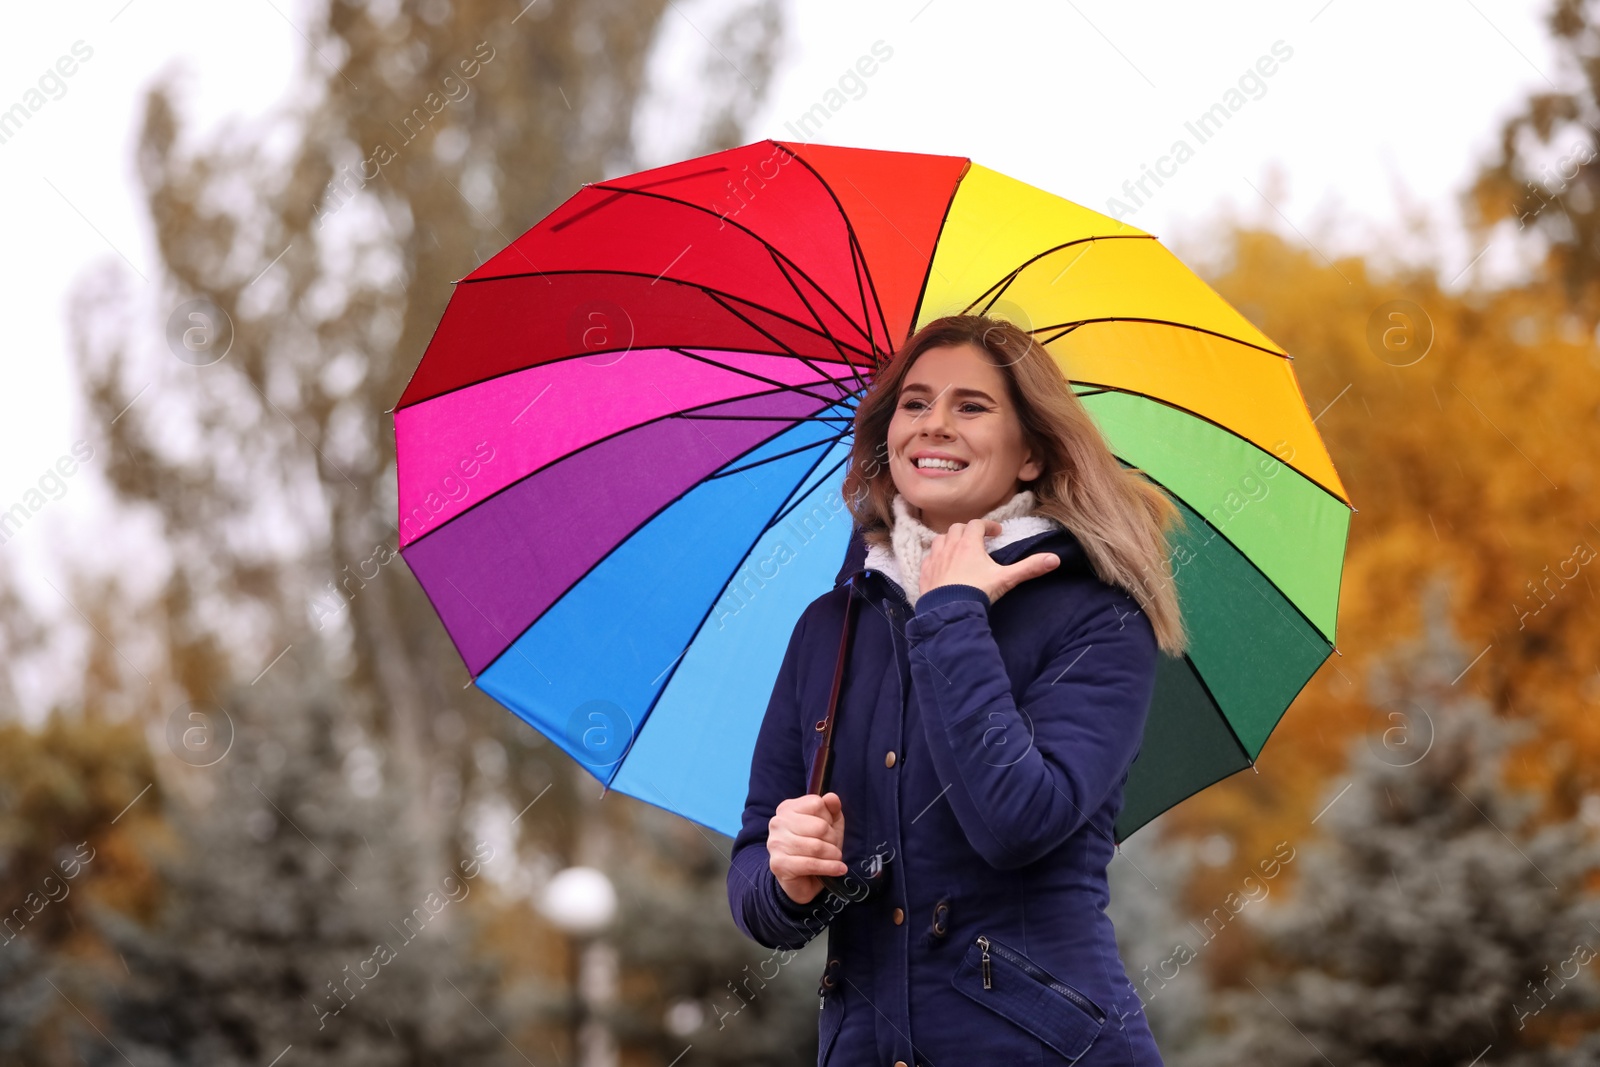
[727,525,1164,1065]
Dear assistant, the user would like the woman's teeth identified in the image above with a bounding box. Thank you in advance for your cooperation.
[915,458,967,471]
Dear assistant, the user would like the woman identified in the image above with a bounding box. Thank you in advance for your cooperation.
[726,315,1188,1066]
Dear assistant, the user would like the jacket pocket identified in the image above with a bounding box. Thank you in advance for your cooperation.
[949,933,1106,1062]
[818,985,845,1065]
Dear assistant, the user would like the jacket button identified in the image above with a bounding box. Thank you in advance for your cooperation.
[885,750,896,768]
[892,907,904,925]
[895,1061,908,1067]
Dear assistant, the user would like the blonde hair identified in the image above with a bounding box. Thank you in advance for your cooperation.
[841,314,1189,656]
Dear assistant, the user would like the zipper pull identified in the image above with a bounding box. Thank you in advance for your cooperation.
[977,935,991,990]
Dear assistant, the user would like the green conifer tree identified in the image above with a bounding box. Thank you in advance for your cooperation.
[1192,576,1600,1066]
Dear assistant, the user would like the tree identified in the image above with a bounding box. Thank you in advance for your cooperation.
[0,713,162,1064]
[54,0,789,1062]
[86,661,509,1066]
[1190,575,1600,1066]
[1467,0,1600,317]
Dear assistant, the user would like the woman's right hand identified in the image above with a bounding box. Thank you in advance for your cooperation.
[768,791,848,906]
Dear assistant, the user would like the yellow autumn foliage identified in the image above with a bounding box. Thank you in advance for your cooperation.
[1162,225,1600,924]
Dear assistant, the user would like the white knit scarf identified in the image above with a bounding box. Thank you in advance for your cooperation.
[862,489,1063,606]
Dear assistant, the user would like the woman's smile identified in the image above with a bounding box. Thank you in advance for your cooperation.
[909,450,970,476]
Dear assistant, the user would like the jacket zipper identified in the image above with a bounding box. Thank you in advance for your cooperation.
[860,569,912,613]
[973,934,1107,1023]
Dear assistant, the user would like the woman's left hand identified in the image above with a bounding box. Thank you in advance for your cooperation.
[920,520,1060,606]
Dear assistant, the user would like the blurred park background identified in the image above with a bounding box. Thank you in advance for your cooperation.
[3,0,1600,1063]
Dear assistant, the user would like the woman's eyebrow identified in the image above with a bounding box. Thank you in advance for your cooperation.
[898,383,998,403]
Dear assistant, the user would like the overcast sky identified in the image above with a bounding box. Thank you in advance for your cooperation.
[0,0,1562,709]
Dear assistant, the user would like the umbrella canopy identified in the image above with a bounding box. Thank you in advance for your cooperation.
[393,140,1353,842]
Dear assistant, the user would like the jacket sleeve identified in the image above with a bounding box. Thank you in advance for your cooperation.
[726,607,839,950]
[904,581,1158,870]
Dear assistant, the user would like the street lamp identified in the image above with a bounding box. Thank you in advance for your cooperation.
[540,866,618,1067]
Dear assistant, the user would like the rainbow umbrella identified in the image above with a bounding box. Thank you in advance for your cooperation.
[393,141,1352,842]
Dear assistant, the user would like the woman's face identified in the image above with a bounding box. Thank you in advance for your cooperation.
[886,342,1043,534]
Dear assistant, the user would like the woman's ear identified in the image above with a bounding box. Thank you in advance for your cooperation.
[1019,451,1044,483]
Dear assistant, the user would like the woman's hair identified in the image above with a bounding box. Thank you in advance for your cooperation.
[841,314,1189,656]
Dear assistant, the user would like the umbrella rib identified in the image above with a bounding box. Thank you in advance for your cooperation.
[696,289,870,391]
[836,173,922,348]
[548,165,731,232]
[773,145,896,354]
[704,423,853,481]
[763,448,856,532]
[573,179,880,351]
[679,411,856,426]
[667,346,861,411]
[694,271,880,362]
[677,406,853,434]
[960,235,1143,320]
[708,277,874,365]
[963,234,1295,361]
[904,158,969,342]
[965,238,1298,364]
[967,263,1030,317]
[1040,323,1081,347]
[1032,315,1295,362]
[848,234,882,361]
[783,164,887,358]
[766,247,854,364]
[766,248,873,398]
[695,287,823,364]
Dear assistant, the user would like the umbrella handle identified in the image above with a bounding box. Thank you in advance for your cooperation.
[806,577,858,796]
[805,577,890,901]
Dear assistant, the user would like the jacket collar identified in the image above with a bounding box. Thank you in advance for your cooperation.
[834,523,1090,595]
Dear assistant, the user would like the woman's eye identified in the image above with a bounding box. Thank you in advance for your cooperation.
[898,399,985,413]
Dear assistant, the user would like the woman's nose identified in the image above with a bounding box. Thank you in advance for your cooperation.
[919,399,955,435]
